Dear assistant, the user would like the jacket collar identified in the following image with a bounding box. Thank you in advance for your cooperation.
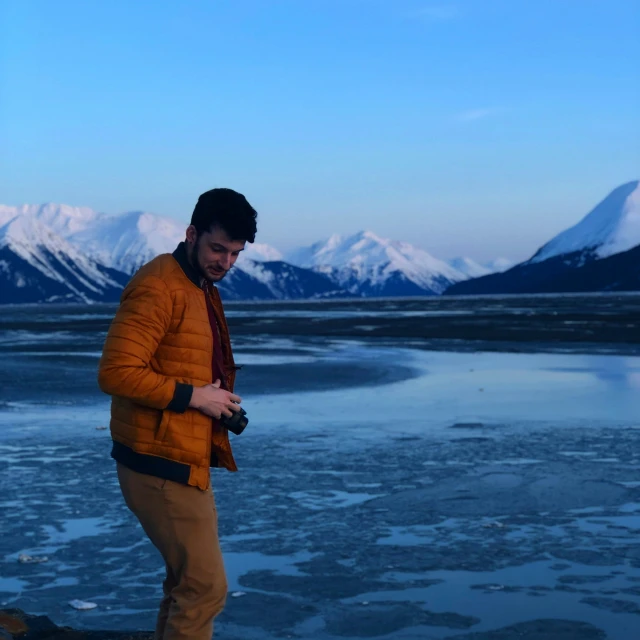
[172,242,202,288]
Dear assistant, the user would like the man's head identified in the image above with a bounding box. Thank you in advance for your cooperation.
[185,188,258,283]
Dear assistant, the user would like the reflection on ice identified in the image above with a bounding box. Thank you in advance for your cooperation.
[346,560,639,637]
[222,549,317,593]
[0,576,29,593]
[43,517,115,545]
[288,490,384,510]
[377,523,473,546]
[32,576,80,590]
[248,350,640,438]
[0,403,111,440]
[233,353,318,365]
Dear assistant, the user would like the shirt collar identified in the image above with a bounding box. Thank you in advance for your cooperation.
[172,242,202,288]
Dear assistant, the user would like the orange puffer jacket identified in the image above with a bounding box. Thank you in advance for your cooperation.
[98,242,238,490]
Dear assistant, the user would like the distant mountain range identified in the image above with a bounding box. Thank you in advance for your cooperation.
[0,204,506,303]
[446,180,640,295]
[0,180,637,304]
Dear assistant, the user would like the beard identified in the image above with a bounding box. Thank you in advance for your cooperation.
[204,266,227,282]
[188,237,229,283]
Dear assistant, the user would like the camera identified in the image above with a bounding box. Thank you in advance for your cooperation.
[221,407,248,435]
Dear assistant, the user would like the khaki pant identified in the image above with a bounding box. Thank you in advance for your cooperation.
[117,463,227,640]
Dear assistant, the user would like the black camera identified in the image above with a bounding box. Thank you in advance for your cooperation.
[221,407,248,435]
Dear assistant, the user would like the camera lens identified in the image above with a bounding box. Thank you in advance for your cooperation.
[222,408,248,435]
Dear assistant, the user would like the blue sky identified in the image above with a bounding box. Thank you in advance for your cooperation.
[1,0,638,261]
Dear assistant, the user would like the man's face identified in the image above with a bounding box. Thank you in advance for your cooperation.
[186,225,246,283]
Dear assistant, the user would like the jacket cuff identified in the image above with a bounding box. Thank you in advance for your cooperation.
[166,382,193,413]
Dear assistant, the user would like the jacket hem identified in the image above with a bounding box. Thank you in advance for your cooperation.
[111,441,191,485]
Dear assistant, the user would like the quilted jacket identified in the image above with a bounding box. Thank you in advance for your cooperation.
[98,242,238,490]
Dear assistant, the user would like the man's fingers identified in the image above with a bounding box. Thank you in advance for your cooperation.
[212,379,221,388]
[230,393,242,403]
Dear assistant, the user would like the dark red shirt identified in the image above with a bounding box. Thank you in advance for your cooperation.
[202,282,226,389]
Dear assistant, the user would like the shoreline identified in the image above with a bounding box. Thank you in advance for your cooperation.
[1,294,638,357]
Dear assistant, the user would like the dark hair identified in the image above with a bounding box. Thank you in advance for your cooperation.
[190,188,257,243]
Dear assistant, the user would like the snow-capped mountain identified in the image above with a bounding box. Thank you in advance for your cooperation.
[0,203,344,303]
[530,180,640,264]
[0,211,129,303]
[7,186,631,305]
[0,204,185,275]
[0,204,286,274]
[284,230,466,296]
[446,181,640,295]
[74,211,185,275]
[0,204,496,299]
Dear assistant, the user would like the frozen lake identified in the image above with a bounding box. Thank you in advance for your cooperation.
[1,298,639,639]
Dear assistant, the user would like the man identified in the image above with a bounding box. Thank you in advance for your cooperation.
[98,188,257,639]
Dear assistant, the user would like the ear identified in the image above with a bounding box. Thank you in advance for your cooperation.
[186,225,198,246]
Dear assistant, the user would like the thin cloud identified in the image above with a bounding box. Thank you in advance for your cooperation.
[413,4,460,21]
[456,108,504,122]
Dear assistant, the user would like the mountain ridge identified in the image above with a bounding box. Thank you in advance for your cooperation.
[0,205,492,303]
[446,180,640,296]
[2,181,638,304]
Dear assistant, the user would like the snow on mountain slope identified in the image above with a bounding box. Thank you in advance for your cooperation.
[284,230,466,295]
[445,181,640,296]
[237,258,347,299]
[69,211,185,274]
[530,180,640,263]
[0,203,307,303]
[0,212,127,302]
[0,204,184,274]
[15,203,100,235]
[448,257,492,279]
[238,242,283,263]
[484,257,514,273]
[70,211,283,273]
[0,206,20,228]
[448,256,515,278]
[0,203,286,274]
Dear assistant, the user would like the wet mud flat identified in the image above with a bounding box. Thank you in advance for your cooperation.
[1,293,640,355]
[1,421,640,640]
[223,293,640,351]
[1,297,639,638]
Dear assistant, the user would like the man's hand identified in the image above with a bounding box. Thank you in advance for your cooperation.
[189,380,243,419]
